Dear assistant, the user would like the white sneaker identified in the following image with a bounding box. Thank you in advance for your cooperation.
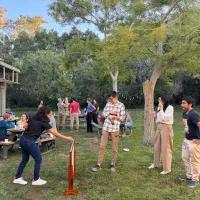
[160,170,171,175]
[13,177,27,185]
[32,178,47,185]
[148,164,155,169]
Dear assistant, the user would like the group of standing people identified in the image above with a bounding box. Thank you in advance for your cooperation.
[148,95,200,188]
[8,92,200,188]
[56,97,80,131]
[56,97,100,133]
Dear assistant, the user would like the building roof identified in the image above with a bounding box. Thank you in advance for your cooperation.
[0,58,20,73]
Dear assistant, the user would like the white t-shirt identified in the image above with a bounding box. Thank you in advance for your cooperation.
[156,105,174,125]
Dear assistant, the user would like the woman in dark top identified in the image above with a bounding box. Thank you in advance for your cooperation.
[13,106,73,185]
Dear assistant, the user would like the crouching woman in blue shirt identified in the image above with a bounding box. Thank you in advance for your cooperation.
[0,113,15,141]
[13,106,74,186]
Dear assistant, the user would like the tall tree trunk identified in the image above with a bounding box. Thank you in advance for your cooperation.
[142,0,179,145]
[110,70,118,92]
[112,76,117,92]
[143,80,156,145]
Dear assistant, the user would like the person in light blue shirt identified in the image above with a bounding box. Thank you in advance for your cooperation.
[0,113,15,141]
[86,98,96,132]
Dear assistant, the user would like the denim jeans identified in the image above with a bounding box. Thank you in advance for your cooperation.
[15,136,42,181]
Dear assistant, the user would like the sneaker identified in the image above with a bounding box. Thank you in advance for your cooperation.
[32,178,47,185]
[13,177,27,185]
[110,165,116,172]
[76,129,79,132]
[179,175,192,181]
[148,164,155,169]
[92,164,101,172]
[160,170,171,175]
[188,180,199,188]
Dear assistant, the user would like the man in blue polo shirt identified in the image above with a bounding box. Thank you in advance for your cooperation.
[0,113,15,141]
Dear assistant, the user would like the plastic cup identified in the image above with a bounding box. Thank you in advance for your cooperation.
[4,139,8,143]
[152,111,156,118]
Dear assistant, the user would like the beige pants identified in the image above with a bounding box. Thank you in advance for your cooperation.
[182,139,200,181]
[154,123,173,172]
[57,113,66,130]
[70,113,79,130]
[98,130,119,165]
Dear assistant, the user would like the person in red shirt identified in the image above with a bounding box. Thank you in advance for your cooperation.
[70,98,80,131]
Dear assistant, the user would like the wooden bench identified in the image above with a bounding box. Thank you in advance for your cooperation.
[36,137,56,154]
[0,141,15,159]
[91,122,102,135]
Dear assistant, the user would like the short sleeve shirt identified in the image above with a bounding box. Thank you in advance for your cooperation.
[70,101,80,113]
[93,103,99,113]
[87,103,93,113]
[57,102,66,115]
[102,101,125,132]
[23,118,52,141]
[183,109,200,140]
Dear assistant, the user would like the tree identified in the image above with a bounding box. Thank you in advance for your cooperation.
[14,15,47,37]
[1,15,47,41]
[95,26,134,91]
[0,7,8,29]
[48,0,128,37]
[49,0,200,145]
[48,0,130,91]
[126,0,200,144]
[7,50,74,107]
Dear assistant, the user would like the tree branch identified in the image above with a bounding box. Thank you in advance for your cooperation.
[161,0,180,25]
[161,49,187,73]
[82,17,99,26]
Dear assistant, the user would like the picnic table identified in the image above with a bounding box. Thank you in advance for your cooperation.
[0,128,56,159]
[0,128,25,159]
[36,136,56,154]
[55,114,86,128]
[78,114,86,127]
[7,128,25,141]
[0,141,16,159]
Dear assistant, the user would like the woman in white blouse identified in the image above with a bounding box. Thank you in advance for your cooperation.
[148,94,174,175]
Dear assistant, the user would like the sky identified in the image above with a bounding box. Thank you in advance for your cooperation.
[1,0,101,36]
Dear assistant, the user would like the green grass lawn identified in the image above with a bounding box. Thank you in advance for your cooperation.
[1,108,200,200]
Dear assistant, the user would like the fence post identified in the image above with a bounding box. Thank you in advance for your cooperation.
[64,142,78,196]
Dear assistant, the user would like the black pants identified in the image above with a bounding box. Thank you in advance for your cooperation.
[87,112,93,132]
[92,112,98,124]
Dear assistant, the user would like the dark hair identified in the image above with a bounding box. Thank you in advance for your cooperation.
[34,106,51,121]
[160,94,170,112]
[28,113,35,119]
[21,113,28,119]
[108,91,117,98]
[71,97,77,102]
[182,96,195,107]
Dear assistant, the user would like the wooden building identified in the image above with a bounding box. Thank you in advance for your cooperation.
[0,58,20,115]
